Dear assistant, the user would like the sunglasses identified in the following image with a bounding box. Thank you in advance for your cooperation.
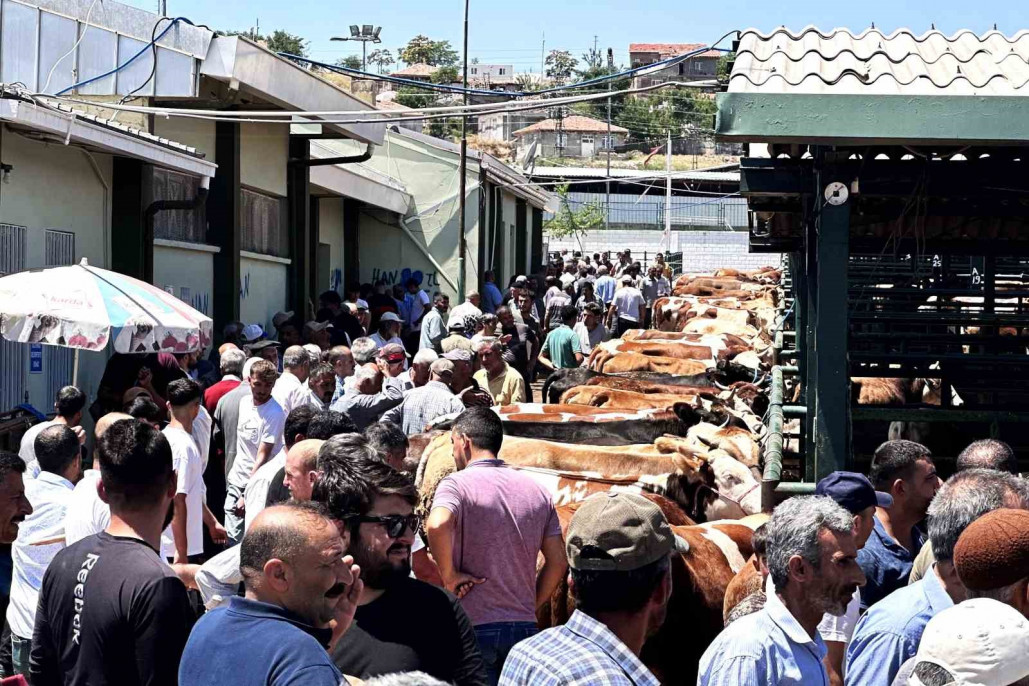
[350,513,421,539]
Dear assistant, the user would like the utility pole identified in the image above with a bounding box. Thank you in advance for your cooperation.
[664,129,672,253]
[457,0,470,302]
[605,47,613,232]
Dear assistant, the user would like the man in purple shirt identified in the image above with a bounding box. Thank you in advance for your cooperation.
[427,407,567,685]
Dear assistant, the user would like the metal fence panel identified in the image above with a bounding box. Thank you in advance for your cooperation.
[0,224,27,410]
[1,1,39,91]
[44,230,75,402]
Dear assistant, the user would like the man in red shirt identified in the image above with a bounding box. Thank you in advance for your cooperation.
[203,347,246,415]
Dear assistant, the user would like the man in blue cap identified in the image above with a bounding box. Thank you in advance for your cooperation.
[813,471,892,686]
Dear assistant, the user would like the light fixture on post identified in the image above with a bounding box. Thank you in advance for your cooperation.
[331,24,383,72]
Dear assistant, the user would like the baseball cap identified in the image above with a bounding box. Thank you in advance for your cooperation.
[430,358,455,378]
[815,472,893,515]
[621,274,634,283]
[448,319,466,331]
[356,299,369,311]
[954,509,1029,591]
[242,323,265,343]
[272,311,295,329]
[566,492,690,572]
[303,320,333,334]
[908,598,1029,686]
[378,343,407,364]
[514,275,528,286]
[380,312,402,323]
[248,340,281,352]
[443,349,473,363]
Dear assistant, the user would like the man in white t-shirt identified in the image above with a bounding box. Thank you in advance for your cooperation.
[405,279,432,334]
[161,379,227,562]
[224,360,285,544]
[243,407,318,532]
[606,275,647,338]
[18,386,87,478]
[271,345,310,415]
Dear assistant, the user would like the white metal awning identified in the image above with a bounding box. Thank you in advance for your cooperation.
[308,141,410,214]
[0,97,217,178]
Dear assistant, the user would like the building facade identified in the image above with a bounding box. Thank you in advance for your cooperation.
[512,115,628,159]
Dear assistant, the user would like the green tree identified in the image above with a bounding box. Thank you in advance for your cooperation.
[717,52,736,80]
[545,50,578,84]
[367,48,395,74]
[576,48,615,81]
[431,65,459,84]
[394,86,437,108]
[544,184,605,241]
[335,55,363,70]
[399,35,459,67]
[266,30,308,58]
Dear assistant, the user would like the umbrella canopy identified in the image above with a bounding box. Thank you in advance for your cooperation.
[0,258,212,354]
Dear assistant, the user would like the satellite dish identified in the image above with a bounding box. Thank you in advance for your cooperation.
[521,140,539,170]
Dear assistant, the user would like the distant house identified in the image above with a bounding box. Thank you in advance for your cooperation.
[392,63,437,82]
[477,111,547,142]
[512,115,628,159]
[628,43,722,89]
[469,64,513,79]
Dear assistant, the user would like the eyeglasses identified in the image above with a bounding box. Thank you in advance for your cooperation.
[349,513,420,539]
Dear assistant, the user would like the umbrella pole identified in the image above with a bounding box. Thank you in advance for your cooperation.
[72,349,79,388]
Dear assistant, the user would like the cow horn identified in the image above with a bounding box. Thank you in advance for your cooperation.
[713,379,731,391]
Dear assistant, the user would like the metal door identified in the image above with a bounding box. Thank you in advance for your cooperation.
[0,224,27,410]
[44,230,75,402]
[580,135,595,158]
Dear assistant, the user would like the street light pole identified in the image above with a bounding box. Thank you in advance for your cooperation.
[456,0,469,302]
[330,25,382,72]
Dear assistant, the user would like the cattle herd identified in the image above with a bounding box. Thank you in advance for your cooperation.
[409,266,784,683]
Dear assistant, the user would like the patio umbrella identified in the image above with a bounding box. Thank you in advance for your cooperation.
[0,258,212,383]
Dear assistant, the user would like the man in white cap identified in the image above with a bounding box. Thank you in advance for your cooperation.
[370,312,406,353]
[606,275,646,338]
[893,598,1029,686]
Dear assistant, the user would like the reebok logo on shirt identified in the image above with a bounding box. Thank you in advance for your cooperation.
[72,553,99,645]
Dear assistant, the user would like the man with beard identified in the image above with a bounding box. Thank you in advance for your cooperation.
[305,363,337,411]
[857,440,941,610]
[698,496,866,685]
[179,503,361,686]
[322,448,487,685]
[29,419,192,686]
[500,493,683,686]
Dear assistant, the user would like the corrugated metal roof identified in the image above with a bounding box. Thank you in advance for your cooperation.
[730,27,1029,95]
[529,166,740,182]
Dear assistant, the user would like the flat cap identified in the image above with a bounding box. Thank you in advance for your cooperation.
[954,508,1029,591]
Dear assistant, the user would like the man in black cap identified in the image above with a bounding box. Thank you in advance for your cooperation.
[813,472,892,686]
[500,492,684,685]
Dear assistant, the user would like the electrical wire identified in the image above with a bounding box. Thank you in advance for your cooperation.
[119,16,174,103]
[40,0,102,94]
[52,16,211,96]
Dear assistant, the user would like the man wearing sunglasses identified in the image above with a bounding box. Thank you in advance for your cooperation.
[322,445,488,686]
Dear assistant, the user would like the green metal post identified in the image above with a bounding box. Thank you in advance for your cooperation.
[812,168,852,478]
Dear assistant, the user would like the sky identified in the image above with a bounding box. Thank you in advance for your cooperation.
[123,0,1026,71]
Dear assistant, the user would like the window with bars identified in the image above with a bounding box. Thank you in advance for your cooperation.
[0,224,27,409]
[555,133,567,148]
[151,168,207,244]
[241,188,289,258]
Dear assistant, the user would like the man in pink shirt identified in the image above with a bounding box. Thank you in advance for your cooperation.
[427,407,567,684]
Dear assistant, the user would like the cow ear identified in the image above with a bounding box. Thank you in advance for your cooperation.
[671,452,704,474]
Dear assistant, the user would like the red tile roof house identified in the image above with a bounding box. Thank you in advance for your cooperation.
[512,115,629,159]
[628,43,723,87]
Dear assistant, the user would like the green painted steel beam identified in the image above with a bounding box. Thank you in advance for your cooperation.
[718,93,1029,145]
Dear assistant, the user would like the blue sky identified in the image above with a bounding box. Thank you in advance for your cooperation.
[124,0,1026,71]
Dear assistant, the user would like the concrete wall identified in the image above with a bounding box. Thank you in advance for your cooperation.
[240,253,289,333]
[240,122,288,196]
[153,242,216,317]
[0,132,112,416]
[152,117,217,162]
[359,132,482,302]
[318,197,346,293]
[547,229,781,273]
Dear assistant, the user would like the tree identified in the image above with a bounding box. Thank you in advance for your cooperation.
[394,86,437,108]
[399,35,459,67]
[544,184,605,242]
[717,52,735,80]
[266,30,308,58]
[367,48,395,74]
[431,65,459,84]
[576,48,614,81]
[545,50,578,84]
[515,73,542,92]
[335,55,363,70]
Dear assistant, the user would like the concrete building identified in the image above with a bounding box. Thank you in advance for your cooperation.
[512,115,628,159]
[629,43,721,89]
[477,111,547,143]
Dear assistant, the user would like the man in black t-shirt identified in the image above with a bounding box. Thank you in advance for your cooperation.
[317,444,487,685]
[30,419,192,686]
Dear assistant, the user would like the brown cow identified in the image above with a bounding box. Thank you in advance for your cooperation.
[593,352,711,375]
[559,385,696,411]
[583,375,717,397]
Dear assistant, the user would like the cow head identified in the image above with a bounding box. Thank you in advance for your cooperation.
[697,449,760,518]
[664,451,719,523]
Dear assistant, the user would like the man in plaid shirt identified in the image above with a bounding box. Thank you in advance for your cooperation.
[499,492,685,685]
[381,358,465,435]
